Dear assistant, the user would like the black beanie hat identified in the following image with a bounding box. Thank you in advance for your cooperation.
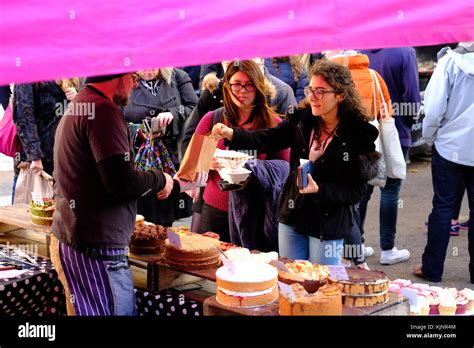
[85,73,128,84]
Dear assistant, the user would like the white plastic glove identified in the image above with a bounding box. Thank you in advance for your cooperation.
[174,171,208,193]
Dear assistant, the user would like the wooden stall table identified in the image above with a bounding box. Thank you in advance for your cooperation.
[0,204,52,257]
[0,204,52,235]
[203,292,409,316]
[0,204,164,290]
[154,258,219,290]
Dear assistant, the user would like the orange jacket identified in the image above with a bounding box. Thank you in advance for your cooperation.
[331,54,393,120]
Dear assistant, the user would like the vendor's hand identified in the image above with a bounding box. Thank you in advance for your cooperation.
[185,187,201,202]
[65,87,77,101]
[212,123,234,141]
[210,157,223,171]
[175,171,208,193]
[299,173,319,194]
[157,173,174,200]
[30,159,44,174]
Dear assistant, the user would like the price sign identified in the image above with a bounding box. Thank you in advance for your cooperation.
[328,265,349,281]
[270,260,289,272]
[220,254,236,275]
[167,230,182,248]
[31,192,44,205]
[278,281,296,300]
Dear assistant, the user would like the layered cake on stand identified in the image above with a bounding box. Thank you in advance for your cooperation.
[164,233,221,270]
[279,283,342,315]
[277,260,330,293]
[129,216,168,254]
[216,261,278,308]
[29,198,55,226]
[328,267,390,307]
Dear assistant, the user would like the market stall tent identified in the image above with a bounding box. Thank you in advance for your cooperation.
[1,0,473,84]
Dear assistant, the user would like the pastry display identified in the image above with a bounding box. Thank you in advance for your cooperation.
[388,279,474,316]
[164,232,221,270]
[216,261,278,308]
[279,283,342,316]
[277,260,329,293]
[29,198,55,226]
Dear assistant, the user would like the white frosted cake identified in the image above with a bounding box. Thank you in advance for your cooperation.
[216,261,278,308]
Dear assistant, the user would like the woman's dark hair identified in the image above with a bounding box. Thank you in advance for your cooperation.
[302,59,370,145]
[222,60,276,129]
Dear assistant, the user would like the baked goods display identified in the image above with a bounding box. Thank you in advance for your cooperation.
[389,279,474,315]
[279,283,342,316]
[29,198,55,226]
[164,232,221,270]
[328,267,389,307]
[130,216,167,254]
[216,261,278,308]
[277,260,329,293]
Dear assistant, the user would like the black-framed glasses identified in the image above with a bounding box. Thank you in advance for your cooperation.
[304,87,337,100]
[229,83,256,92]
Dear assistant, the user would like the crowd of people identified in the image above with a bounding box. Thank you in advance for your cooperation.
[1,44,472,315]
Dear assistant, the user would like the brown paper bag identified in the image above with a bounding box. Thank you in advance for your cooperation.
[13,162,54,205]
[177,133,217,181]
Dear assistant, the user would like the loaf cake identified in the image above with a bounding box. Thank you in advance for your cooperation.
[29,198,55,226]
[164,232,221,270]
[216,261,278,308]
[277,260,329,293]
[279,283,342,315]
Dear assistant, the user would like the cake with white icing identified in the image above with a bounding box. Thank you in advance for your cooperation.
[216,261,278,308]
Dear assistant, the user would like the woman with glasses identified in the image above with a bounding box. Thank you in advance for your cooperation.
[194,60,290,243]
[213,60,380,265]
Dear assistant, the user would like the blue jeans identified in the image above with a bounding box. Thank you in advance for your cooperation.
[358,147,407,251]
[422,146,474,283]
[278,223,343,265]
[359,177,402,251]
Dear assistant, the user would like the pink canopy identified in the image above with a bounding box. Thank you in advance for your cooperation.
[1,0,473,84]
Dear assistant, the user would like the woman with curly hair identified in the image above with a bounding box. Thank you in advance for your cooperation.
[213,60,380,264]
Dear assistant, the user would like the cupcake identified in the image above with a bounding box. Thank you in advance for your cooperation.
[427,293,440,315]
[427,286,443,294]
[410,283,430,291]
[459,288,474,313]
[389,283,401,293]
[409,296,429,316]
[455,293,468,315]
[438,291,457,315]
[418,296,430,316]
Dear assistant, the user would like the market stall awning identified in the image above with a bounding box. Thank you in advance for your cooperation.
[1,0,473,85]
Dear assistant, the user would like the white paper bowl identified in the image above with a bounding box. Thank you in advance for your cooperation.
[218,168,251,184]
[214,150,253,169]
